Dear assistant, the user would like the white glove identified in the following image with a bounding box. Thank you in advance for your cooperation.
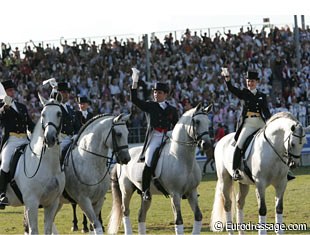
[221,67,230,81]
[3,95,12,106]
[131,68,140,83]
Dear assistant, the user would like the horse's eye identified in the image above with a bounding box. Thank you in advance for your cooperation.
[195,120,200,125]
[291,143,295,148]
[57,111,62,118]
[117,133,122,138]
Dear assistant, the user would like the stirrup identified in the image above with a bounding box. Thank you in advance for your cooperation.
[142,189,151,201]
[0,194,8,209]
[232,170,242,181]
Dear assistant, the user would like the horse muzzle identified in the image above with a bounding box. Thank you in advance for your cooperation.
[116,150,131,165]
[44,128,58,148]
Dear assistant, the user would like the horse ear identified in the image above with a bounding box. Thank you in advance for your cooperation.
[305,125,310,133]
[55,92,63,103]
[194,102,202,112]
[38,92,47,106]
[113,113,124,123]
[204,103,213,113]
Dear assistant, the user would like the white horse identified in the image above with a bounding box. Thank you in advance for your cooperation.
[210,112,309,235]
[58,113,131,234]
[108,103,213,235]
[3,95,65,234]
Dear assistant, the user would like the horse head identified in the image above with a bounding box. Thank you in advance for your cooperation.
[109,113,131,165]
[38,93,62,148]
[191,103,213,151]
[285,122,307,168]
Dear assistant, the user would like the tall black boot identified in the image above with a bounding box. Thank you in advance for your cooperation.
[142,165,152,201]
[0,170,10,209]
[232,147,242,181]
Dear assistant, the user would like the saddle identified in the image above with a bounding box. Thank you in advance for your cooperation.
[7,144,28,204]
[239,129,260,182]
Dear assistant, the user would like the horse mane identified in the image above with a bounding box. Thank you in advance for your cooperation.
[266,112,298,125]
[74,114,113,145]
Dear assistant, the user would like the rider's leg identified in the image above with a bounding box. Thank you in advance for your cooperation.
[232,147,242,181]
[142,165,152,201]
[142,134,162,201]
[0,169,10,208]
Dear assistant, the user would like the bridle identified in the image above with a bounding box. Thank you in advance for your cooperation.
[171,111,210,146]
[263,123,305,166]
[72,119,129,186]
[41,103,62,139]
[25,102,62,178]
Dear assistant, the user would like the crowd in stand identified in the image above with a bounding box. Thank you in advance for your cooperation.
[1,24,309,142]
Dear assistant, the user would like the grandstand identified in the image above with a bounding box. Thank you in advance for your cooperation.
[0,22,309,146]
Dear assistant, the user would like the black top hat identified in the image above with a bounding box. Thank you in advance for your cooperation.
[246,71,259,80]
[153,82,169,93]
[1,79,17,90]
[58,82,71,92]
[77,96,90,104]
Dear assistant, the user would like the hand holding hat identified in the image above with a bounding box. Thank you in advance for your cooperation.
[3,95,12,107]
[221,67,230,81]
[131,68,140,83]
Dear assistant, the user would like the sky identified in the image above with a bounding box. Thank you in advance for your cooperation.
[1,0,309,47]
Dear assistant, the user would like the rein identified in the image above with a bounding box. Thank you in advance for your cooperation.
[24,102,62,178]
[70,119,128,186]
[263,123,304,166]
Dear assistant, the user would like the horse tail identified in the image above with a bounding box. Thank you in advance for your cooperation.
[108,165,122,235]
[210,179,226,231]
[210,177,235,232]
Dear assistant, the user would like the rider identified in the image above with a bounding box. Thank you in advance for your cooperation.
[57,82,79,155]
[0,79,35,208]
[131,68,179,201]
[222,69,271,181]
[75,96,94,127]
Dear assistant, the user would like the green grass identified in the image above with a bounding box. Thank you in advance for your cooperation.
[0,167,309,234]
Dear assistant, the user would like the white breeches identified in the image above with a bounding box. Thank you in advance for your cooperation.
[1,136,28,173]
[236,117,265,149]
[145,132,164,167]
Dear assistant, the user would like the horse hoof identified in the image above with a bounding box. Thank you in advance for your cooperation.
[81,228,89,233]
[71,225,79,232]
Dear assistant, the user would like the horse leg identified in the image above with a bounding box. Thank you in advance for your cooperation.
[24,203,39,235]
[255,184,267,235]
[82,213,89,233]
[186,189,202,235]
[44,199,60,234]
[122,189,134,235]
[71,203,79,232]
[78,199,103,235]
[137,195,151,235]
[274,181,287,235]
[237,183,250,235]
[170,194,184,235]
[23,207,29,235]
